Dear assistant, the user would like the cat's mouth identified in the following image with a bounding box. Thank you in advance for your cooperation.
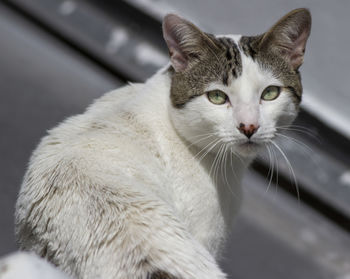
[236,140,264,157]
[237,137,264,146]
[239,140,261,148]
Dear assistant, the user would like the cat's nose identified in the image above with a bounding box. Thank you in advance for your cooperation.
[238,123,259,139]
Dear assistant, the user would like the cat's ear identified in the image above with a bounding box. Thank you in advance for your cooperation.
[162,14,215,72]
[260,8,311,70]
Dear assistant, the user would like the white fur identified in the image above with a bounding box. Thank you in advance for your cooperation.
[15,39,298,278]
[0,252,71,279]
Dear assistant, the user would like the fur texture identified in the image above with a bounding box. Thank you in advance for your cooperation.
[15,9,311,279]
[0,252,71,279]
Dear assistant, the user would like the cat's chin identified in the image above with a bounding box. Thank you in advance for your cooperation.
[235,141,263,158]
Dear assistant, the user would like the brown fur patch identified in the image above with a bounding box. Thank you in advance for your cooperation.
[239,8,311,105]
[239,34,303,104]
[169,35,242,108]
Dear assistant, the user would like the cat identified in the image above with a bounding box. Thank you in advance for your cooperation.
[15,8,311,279]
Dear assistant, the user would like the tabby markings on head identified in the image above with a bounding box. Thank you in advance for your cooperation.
[215,36,242,85]
[239,35,303,103]
[168,35,243,108]
[165,9,310,108]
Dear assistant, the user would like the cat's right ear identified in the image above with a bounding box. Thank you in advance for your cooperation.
[259,8,311,70]
[162,14,213,72]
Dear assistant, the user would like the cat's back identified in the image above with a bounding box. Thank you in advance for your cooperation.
[43,82,171,188]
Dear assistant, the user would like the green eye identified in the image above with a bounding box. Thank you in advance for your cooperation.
[207,90,228,105]
[261,86,281,101]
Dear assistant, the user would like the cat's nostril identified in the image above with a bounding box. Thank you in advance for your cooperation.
[238,123,259,139]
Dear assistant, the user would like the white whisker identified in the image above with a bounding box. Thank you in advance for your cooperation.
[270,140,300,202]
[197,138,222,163]
[275,133,313,153]
[192,138,220,161]
[276,125,319,141]
[265,143,274,193]
[185,134,216,149]
[209,141,224,183]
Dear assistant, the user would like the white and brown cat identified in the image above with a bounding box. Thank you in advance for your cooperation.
[15,8,311,279]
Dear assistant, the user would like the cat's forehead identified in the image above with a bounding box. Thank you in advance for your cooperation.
[212,34,280,91]
[215,34,242,43]
[213,34,243,86]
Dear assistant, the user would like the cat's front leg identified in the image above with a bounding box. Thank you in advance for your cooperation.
[141,212,227,279]
[90,193,227,279]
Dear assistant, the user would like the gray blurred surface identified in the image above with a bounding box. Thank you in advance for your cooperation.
[225,171,350,278]
[129,0,350,138]
[0,3,119,255]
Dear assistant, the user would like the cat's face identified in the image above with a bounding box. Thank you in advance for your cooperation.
[163,9,311,158]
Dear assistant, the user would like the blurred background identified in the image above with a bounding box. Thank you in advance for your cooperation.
[0,0,350,278]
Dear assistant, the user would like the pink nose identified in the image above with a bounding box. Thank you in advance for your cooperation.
[238,123,259,139]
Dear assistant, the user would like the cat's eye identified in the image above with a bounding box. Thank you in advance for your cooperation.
[261,86,281,101]
[207,90,228,105]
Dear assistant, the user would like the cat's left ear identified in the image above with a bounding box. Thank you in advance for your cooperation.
[260,8,311,70]
[162,14,217,72]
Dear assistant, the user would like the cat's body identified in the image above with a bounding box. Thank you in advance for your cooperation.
[15,9,311,279]
[15,71,240,279]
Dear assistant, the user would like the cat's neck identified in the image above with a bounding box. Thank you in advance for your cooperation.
[191,144,250,225]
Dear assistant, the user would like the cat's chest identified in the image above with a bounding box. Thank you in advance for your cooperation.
[163,149,230,255]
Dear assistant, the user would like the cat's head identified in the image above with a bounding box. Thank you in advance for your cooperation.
[163,9,311,158]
